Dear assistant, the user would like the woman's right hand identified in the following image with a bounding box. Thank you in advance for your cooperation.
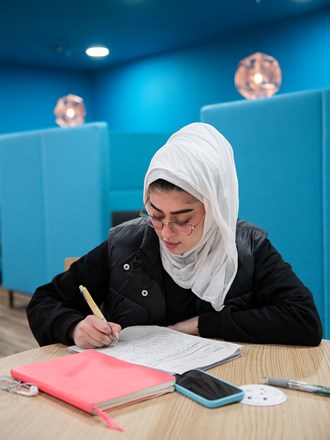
[71,315,121,348]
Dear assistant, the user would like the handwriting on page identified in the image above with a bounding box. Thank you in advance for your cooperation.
[68,326,242,374]
[110,333,222,366]
[94,326,239,374]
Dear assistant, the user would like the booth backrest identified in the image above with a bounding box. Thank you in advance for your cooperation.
[0,123,109,293]
[107,132,169,221]
[0,123,169,294]
[201,89,330,339]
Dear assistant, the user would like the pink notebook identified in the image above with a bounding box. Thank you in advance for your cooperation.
[11,349,175,431]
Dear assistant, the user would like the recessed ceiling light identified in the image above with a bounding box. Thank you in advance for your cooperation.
[86,46,109,58]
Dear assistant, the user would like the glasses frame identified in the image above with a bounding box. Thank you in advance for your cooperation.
[139,203,205,237]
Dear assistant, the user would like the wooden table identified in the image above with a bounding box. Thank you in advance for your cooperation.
[1,341,329,440]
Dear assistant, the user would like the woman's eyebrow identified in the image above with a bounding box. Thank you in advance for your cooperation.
[149,201,194,215]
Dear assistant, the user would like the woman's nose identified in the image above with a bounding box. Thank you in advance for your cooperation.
[161,222,175,238]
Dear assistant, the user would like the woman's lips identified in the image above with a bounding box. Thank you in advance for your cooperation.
[163,240,180,250]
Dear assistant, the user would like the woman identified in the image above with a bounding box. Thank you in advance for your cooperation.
[27,123,323,347]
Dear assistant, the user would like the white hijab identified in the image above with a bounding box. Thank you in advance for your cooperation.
[143,122,239,311]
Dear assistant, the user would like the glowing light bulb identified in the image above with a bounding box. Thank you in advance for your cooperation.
[66,108,75,118]
[254,73,263,84]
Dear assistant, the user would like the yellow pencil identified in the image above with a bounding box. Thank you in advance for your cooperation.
[79,285,119,343]
[79,285,106,321]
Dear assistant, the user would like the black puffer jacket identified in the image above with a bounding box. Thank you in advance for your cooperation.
[27,219,323,346]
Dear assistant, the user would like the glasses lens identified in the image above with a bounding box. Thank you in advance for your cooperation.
[140,210,194,236]
[141,213,162,230]
[170,222,192,236]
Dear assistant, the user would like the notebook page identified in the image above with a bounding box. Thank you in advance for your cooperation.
[69,325,242,374]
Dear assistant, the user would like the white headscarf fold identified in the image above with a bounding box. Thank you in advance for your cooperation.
[143,123,239,311]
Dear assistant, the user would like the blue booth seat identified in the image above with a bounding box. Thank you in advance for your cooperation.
[0,123,168,297]
[201,88,330,339]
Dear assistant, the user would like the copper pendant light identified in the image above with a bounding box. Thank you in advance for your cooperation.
[234,0,282,99]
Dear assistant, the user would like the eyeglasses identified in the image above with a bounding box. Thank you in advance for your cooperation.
[139,206,205,236]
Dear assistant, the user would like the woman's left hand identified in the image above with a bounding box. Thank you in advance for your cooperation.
[167,316,199,335]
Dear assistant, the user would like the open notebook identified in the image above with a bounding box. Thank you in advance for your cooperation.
[69,326,243,374]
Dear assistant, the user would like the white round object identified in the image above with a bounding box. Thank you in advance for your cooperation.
[240,384,287,406]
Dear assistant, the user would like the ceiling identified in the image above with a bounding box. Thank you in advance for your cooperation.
[1,0,329,71]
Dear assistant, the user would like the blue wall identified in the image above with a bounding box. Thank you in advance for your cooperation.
[0,66,94,134]
[93,9,330,133]
[0,9,329,135]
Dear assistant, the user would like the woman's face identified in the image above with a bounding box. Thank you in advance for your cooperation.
[146,188,205,255]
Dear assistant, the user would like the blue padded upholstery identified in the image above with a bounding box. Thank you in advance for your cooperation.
[201,89,330,339]
[0,123,109,293]
[0,124,169,295]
